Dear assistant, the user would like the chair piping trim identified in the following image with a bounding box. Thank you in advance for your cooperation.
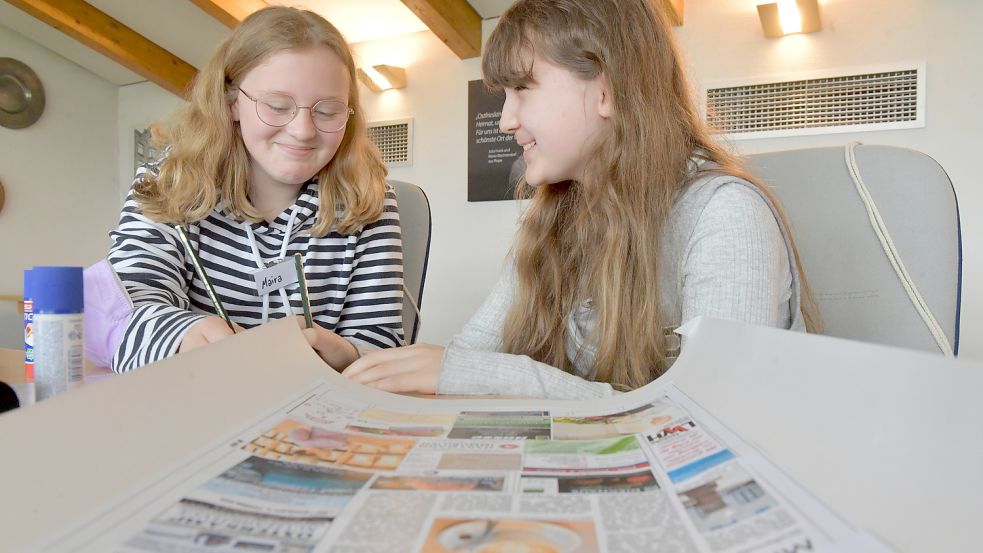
[845,142,953,356]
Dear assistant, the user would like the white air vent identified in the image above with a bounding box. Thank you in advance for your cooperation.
[704,64,925,140]
[367,117,413,167]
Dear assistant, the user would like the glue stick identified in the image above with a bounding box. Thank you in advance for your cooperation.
[32,266,84,401]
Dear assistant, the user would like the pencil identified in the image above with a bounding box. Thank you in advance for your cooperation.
[294,253,313,329]
[174,225,236,333]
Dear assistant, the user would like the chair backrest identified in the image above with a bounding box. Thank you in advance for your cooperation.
[745,145,962,354]
[390,180,432,344]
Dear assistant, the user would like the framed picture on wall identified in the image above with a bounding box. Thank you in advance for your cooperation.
[133,127,165,173]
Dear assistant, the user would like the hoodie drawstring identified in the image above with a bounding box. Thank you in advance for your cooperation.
[243,208,299,324]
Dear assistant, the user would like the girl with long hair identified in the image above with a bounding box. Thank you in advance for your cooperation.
[108,6,403,372]
[343,0,820,397]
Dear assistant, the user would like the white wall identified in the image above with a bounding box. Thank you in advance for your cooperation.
[356,1,982,360]
[0,27,119,296]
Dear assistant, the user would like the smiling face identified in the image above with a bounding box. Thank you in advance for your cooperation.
[232,46,350,197]
[498,54,612,187]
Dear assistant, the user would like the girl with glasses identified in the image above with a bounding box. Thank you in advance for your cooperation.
[343,0,821,398]
[107,6,403,372]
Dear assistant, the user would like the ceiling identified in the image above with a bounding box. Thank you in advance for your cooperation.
[0,0,516,87]
[265,0,429,44]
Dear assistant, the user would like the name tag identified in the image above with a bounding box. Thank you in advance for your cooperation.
[251,258,299,295]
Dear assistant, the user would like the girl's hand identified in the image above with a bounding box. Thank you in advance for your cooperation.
[341,344,445,394]
[296,316,360,370]
[179,316,242,353]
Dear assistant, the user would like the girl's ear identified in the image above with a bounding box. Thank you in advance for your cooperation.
[230,97,241,122]
[597,73,614,119]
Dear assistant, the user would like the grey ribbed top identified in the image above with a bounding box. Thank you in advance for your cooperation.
[437,173,805,399]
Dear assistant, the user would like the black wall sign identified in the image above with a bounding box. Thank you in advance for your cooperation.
[467,80,526,202]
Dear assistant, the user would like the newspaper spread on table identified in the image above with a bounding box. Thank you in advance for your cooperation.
[45,380,891,553]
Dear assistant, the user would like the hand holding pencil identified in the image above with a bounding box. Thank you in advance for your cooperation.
[179,316,244,353]
[297,316,361,371]
[180,314,358,370]
[174,225,356,368]
[175,224,243,354]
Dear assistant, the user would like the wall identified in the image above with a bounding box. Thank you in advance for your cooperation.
[356,2,982,361]
[0,26,120,347]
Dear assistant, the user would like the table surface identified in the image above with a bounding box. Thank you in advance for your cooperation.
[1,318,981,552]
[0,348,478,400]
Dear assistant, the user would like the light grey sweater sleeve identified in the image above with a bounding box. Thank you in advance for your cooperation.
[679,183,793,328]
[437,264,618,399]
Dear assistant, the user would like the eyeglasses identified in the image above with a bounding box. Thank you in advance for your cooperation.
[238,88,353,133]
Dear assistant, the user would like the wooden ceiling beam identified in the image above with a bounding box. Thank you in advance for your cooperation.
[400,0,481,60]
[188,0,267,29]
[3,0,197,97]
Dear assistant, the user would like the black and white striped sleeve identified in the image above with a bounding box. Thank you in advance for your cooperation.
[107,190,207,373]
[336,188,406,351]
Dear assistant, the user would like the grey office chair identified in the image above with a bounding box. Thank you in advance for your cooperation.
[390,180,432,344]
[746,144,962,355]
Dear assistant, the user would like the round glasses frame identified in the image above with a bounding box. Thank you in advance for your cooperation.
[238,88,353,133]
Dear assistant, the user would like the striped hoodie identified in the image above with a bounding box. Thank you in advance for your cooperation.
[108,167,404,372]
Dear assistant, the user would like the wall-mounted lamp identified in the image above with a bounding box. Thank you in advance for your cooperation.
[357,65,407,93]
[757,0,822,38]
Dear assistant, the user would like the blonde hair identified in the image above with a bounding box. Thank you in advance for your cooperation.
[134,6,387,235]
[483,0,821,390]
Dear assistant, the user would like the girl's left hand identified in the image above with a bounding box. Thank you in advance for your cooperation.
[341,344,445,394]
[296,316,359,370]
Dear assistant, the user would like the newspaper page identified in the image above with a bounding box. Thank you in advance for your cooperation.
[42,379,891,553]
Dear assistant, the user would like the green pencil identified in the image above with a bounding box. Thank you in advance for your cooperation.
[294,253,313,329]
[174,225,235,333]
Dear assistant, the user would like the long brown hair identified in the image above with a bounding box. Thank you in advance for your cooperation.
[134,6,387,235]
[484,0,821,390]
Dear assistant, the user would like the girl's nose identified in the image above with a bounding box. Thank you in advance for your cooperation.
[286,108,318,139]
[499,94,519,134]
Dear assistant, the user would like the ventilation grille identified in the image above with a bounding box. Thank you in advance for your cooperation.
[706,67,923,138]
[367,117,412,167]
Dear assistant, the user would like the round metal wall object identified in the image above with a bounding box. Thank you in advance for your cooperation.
[0,57,45,130]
